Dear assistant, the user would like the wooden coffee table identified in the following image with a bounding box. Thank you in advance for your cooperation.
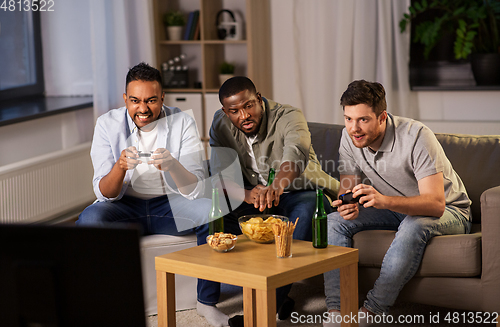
[156,236,359,327]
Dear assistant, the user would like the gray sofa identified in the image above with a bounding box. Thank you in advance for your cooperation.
[308,122,500,314]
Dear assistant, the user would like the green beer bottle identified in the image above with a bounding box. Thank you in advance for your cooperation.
[263,168,276,214]
[209,188,224,235]
[312,188,328,248]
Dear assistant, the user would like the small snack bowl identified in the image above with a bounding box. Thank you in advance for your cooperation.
[206,233,238,252]
[238,214,288,243]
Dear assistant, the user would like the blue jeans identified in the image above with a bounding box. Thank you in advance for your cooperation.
[76,194,216,304]
[323,206,471,315]
[198,190,333,308]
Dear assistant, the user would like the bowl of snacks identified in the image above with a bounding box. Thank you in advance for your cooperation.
[206,232,238,252]
[238,214,288,243]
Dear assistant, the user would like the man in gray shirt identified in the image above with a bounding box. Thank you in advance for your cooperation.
[322,80,471,327]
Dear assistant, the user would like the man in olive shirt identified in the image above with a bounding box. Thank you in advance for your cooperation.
[208,76,339,324]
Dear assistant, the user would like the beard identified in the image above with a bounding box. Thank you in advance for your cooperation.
[241,120,260,137]
[240,110,264,137]
[350,130,383,149]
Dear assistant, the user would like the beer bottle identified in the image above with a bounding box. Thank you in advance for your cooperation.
[312,188,328,248]
[209,188,224,235]
[263,168,276,214]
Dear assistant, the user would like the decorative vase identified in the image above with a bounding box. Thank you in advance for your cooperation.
[167,26,183,41]
[471,53,500,85]
[219,74,234,86]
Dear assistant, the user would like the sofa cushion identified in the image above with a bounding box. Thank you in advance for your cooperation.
[140,233,198,248]
[308,122,344,181]
[353,224,482,277]
[435,133,500,223]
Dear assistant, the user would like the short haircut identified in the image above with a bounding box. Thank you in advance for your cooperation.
[340,80,387,116]
[219,76,257,105]
[125,62,163,92]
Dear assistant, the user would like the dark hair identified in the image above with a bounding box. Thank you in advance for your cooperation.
[218,76,257,105]
[340,80,387,116]
[125,62,163,92]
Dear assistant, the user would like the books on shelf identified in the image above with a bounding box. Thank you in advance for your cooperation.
[183,10,200,41]
[193,13,200,40]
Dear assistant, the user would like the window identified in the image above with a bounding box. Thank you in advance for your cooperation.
[0,10,44,100]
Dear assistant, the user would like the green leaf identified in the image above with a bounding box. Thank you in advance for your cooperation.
[414,2,423,11]
[466,31,477,41]
[399,19,406,33]
[452,7,465,17]
[458,19,466,30]
[399,20,407,33]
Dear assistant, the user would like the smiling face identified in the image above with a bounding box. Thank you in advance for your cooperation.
[123,80,164,129]
[221,89,264,136]
[344,103,387,151]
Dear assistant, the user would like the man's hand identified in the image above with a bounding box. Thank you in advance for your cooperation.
[261,182,284,211]
[149,148,176,171]
[118,146,140,171]
[333,189,360,220]
[245,183,284,212]
[333,184,387,220]
[351,184,387,209]
[243,183,283,212]
[245,184,265,205]
[100,146,139,198]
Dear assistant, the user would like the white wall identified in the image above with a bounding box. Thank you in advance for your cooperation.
[0,108,94,166]
[417,92,500,135]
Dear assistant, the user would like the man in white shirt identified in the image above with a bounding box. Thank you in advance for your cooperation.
[77,63,225,327]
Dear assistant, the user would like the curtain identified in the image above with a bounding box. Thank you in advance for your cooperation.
[271,0,417,124]
[89,0,155,120]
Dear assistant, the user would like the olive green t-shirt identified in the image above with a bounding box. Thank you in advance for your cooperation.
[209,97,339,202]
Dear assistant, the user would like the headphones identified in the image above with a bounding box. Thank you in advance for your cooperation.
[216,9,236,40]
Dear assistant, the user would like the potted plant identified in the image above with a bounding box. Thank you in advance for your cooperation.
[400,0,500,85]
[219,61,235,86]
[469,0,500,85]
[163,11,186,41]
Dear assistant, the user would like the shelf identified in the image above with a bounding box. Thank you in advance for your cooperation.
[163,88,202,93]
[411,85,500,91]
[153,0,272,140]
[159,40,202,45]
[159,40,246,46]
[203,40,247,45]
[409,60,500,91]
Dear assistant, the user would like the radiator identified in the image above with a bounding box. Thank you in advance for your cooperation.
[0,142,95,223]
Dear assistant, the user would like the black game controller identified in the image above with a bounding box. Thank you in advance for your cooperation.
[138,152,151,158]
[339,192,361,205]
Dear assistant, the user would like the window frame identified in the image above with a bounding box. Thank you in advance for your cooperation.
[0,11,45,101]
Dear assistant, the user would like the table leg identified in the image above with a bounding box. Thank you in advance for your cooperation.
[340,262,358,327]
[156,270,176,327]
[243,287,256,327]
[255,289,276,327]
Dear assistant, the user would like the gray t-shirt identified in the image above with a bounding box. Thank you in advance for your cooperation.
[339,114,471,218]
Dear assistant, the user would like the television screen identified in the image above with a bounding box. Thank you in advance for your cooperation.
[0,224,146,327]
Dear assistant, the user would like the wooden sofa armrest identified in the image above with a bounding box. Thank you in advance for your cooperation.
[479,185,500,313]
